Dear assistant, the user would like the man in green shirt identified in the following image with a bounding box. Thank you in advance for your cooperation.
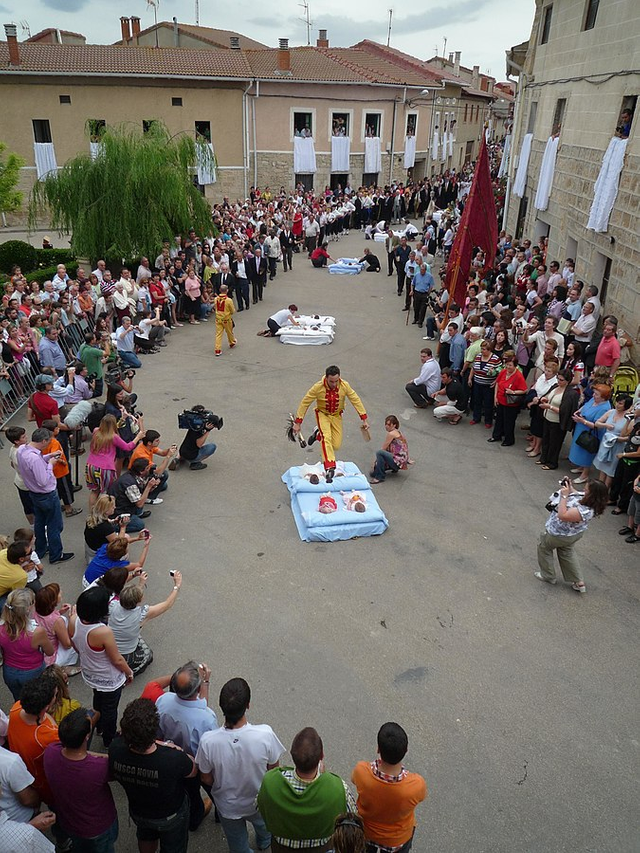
[78,332,108,397]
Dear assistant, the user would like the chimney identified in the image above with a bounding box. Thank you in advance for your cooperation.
[120,17,131,43]
[131,16,141,36]
[472,64,480,88]
[448,52,454,63]
[4,23,20,66]
[173,17,179,47]
[277,38,291,72]
[317,28,328,47]
[230,36,240,49]
[454,51,461,77]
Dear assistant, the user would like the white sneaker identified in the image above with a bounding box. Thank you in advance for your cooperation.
[146,497,163,505]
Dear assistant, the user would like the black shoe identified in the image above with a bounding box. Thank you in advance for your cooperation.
[411,319,418,324]
[140,511,152,519]
[325,467,335,484]
[501,441,514,446]
[307,428,319,446]
[72,484,83,492]
[487,437,500,443]
[49,552,74,564]
[189,462,208,470]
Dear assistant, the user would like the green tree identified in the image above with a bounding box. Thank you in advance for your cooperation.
[28,122,215,260]
[0,142,25,214]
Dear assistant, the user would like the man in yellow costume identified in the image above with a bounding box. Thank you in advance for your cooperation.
[293,365,369,483]
[214,284,236,356]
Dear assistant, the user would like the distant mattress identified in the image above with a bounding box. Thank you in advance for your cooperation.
[329,258,364,275]
[277,314,335,346]
[282,462,389,542]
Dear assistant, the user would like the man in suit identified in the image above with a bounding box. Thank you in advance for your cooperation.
[213,264,236,299]
[233,253,251,312]
[249,247,268,305]
[279,224,296,272]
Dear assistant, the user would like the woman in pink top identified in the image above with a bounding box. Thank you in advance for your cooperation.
[85,414,145,507]
[184,267,202,325]
[34,583,79,673]
[0,588,54,701]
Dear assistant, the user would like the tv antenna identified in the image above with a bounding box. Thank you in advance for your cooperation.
[195,0,199,25]
[442,36,447,58]
[20,19,31,38]
[298,1,312,45]
[386,9,393,47]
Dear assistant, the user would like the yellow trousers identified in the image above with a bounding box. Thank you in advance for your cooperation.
[215,319,236,352]
[315,410,343,469]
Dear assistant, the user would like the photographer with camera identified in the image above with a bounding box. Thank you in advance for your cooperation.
[108,458,164,530]
[79,332,109,397]
[128,431,178,503]
[115,316,143,369]
[63,362,95,405]
[176,406,222,472]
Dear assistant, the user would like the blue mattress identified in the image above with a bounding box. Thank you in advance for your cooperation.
[328,258,364,275]
[282,462,389,542]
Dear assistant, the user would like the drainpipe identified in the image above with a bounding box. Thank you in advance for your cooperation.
[252,80,259,188]
[502,56,528,231]
[172,17,179,48]
[242,80,253,198]
[389,96,398,183]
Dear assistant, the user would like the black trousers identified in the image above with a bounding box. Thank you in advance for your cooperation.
[305,235,317,256]
[473,382,494,425]
[268,257,277,279]
[396,266,406,296]
[492,404,519,445]
[251,277,265,303]
[609,458,640,511]
[93,685,123,747]
[540,420,567,469]
[282,247,293,271]
[387,251,395,275]
[413,291,429,325]
[405,382,433,406]
[236,279,250,310]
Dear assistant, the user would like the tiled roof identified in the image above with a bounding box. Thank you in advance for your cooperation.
[128,22,267,50]
[350,41,446,84]
[245,46,368,82]
[0,42,254,78]
[26,28,86,42]
[323,47,434,86]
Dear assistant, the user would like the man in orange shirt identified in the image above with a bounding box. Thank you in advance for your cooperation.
[128,430,177,505]
[352,723,426,852]
[7,674,60,807]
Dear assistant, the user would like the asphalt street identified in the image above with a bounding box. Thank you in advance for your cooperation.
[1,226,638,852]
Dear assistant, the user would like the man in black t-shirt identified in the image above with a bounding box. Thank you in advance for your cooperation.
[109,698,195,852]
[433,368,465,425]
[178,422,218,472]
[109,459,160,531]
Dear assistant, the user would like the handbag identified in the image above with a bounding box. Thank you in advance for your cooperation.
[576,428,599,454]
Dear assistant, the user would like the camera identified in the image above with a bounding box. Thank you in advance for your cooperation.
[106,365,136,385]
[178,405,223,432]
[86,373,97,383]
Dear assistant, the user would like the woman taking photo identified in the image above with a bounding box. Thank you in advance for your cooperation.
[34,583,79,673]
[526,361,559,459]
[488,351,527,447]
[0,588,54,700]
[568,384,612,485]
[469,340,502,429]
[84,494,131,564]
[85,414,145,507]
[538,369,580,470]
[69,586,133,746]
[593,394,634,488]
[535,478,608,594]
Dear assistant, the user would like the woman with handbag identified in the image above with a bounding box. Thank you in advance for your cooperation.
[487,351,528,447]
[535,478,609,594]
[538,370,580,470]
[568,384,612,484]
[593,394,634,488]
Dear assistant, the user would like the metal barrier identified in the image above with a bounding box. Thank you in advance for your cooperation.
[1,315,96,436]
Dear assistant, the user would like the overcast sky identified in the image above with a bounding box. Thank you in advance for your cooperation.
[2,0,534,80]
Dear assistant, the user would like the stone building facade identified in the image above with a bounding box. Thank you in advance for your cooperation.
[505,0,640,342]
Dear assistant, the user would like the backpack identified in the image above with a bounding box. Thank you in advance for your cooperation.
[86,402,106,432]
[612,365,639,398]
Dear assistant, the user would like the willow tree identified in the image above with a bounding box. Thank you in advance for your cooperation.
[28,122,214,260]
[0,142,25,215]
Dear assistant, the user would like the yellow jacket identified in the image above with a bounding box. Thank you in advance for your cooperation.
[214,295,235,322]
[296,377,367,421]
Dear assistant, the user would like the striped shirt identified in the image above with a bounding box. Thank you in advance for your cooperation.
[472,353,502,385]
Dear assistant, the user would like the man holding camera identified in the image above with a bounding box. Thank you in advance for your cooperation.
[129,430,178,502]
[108,458,163,531]
[176,411,220,472]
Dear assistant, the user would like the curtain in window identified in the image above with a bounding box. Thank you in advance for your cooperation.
[512,132,533,198]
[294,137,317,173]
[331,136,350,172]
[196,142,217,185]
[403,135,416,169]
[497,134,511,179]
[364,137,381,173]
[587,136,628,233]
[89,142,103,161]
[534,136,560,211]
[431,130,439,161]
[33,143,57,179]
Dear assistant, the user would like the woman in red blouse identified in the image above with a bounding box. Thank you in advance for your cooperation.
[488,350,528,447]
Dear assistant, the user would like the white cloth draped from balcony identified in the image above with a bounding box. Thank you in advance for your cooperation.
[196,143,217,185]
[33,143,58,179]
[441,132,447,161]
[89,142,103,161]
[497,134,511,179]
[512,132,533,198]
[448,132,454,157]
[364,137,381,174]
[534,136,559,211]
[294,136,317,173]
[431,130,439,161]
[331,136,350,172]
[403,135,416,169]
[587,136,628,233]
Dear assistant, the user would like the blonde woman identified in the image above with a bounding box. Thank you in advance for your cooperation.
[85,414,145,507]
[0,588,54,700]
[83,494,131,564]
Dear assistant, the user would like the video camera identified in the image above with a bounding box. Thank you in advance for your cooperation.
[178,405,223,432]
[105,365,136,385]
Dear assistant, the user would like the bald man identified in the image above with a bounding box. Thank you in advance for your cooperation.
[156,661,218,830]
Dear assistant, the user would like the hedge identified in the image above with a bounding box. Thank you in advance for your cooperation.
[0,240,38,275]
[36,248,76,268]
[26,263,79,285]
